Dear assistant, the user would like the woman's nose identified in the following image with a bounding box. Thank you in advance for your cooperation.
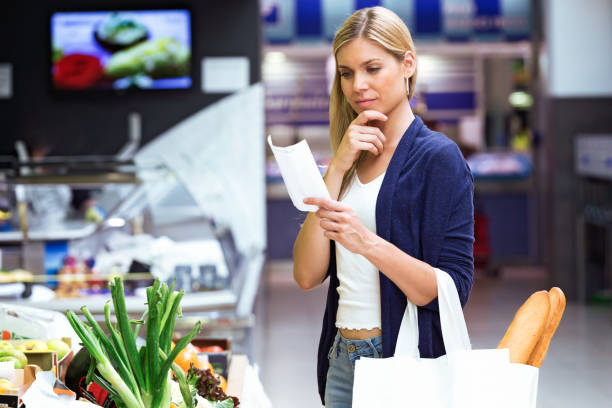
[353,73,368,92]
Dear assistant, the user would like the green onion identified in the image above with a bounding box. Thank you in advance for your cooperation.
[110,278,146,391]
[66,277,202,408]
[66,310,144,408]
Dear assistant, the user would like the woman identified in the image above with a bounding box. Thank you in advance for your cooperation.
[292,6,474,407]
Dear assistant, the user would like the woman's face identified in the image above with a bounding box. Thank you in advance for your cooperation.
[336,37,412,116]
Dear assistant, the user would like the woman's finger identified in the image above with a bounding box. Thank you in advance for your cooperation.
[320,219,342,232]
[352,125,386,143]
[353,110,388,126]
[357,141,380,155]
[305,197,346,212]
[323,230,339,241]
[357,133,384,153]
[316,208,344,221]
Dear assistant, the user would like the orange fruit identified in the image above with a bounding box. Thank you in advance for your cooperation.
[214,373,227,392]
[174,346,203,373]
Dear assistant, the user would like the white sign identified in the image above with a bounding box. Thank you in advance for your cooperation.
[0,64,12,99]
[575,134,612,180]
[202,57,250,93]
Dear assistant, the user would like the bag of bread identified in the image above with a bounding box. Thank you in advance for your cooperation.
[353,269,539,408]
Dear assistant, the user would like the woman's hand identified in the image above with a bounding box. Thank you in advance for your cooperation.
[331,110,388,173]
[303,197,377,255]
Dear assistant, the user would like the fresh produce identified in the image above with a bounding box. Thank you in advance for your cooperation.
[0,356,24,369]
[186,366,239,407]
[214,374,227,393]
[0,378,16,393]
[17,340,48,352]
[66,277,201,408]
[174,346,204,374]
[198,346,224,353]
[527,287,566,367]
[47,339,71,360]
[0,348,27,368]
[497,290,550,364]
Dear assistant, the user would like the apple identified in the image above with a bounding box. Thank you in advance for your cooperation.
[0,349,28,368]
[17,340,48,352]
[46,339,71,360]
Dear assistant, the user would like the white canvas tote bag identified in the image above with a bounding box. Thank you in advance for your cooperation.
[352,268,538,408]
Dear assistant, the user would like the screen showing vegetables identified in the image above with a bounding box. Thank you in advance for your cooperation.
[51,10,191,90]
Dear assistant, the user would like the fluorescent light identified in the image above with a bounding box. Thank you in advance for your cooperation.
[264,51,286,64]
[107,217,126,228]
[508,91,533,109]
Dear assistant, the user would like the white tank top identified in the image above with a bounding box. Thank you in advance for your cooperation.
[335,171,385,330]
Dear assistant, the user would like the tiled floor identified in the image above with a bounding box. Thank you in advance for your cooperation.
[254,261,612,408]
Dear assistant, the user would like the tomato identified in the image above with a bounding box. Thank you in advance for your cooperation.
[199,345,224,353]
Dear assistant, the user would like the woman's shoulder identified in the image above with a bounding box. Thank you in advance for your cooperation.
[412,125,464,166]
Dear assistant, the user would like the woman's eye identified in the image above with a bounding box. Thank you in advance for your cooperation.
[367,66,380,73]
[339,71,352,78]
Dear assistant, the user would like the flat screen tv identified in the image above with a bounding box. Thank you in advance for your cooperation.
[51,9,192,91]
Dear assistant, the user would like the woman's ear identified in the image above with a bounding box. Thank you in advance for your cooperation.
[402,50,416,79]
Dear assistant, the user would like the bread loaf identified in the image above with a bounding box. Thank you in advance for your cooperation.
[527,287,566,367]
[497,290,550,364]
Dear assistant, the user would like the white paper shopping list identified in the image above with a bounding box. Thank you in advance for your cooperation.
[268,135,331,212]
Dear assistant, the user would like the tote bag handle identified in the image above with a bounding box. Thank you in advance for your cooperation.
[394,268,471,357]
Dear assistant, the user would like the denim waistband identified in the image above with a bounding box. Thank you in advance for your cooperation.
[329,330,383,361]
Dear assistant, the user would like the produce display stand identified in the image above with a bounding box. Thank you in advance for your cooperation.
[0,156,265,358]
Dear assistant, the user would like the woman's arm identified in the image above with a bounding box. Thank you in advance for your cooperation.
[292,164,344,290]
[306,143,474,306]
[293,110,388,291]
[363,239,438,306]
[303,196,437,305]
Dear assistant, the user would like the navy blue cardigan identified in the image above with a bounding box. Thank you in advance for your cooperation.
[316,116,475,403]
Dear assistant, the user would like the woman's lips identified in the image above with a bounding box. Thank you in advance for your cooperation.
[355,98,376,108]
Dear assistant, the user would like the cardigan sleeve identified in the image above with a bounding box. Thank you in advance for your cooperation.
[420,143,475,312]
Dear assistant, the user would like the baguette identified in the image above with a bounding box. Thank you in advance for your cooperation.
[527,287,566,367]
[497,290,550,364]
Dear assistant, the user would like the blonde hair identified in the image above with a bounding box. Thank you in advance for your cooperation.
[330,6,417,198]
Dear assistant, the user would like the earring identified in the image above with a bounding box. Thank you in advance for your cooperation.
[406,77,410,95]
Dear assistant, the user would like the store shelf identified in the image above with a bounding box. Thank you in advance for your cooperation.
[4,289,237,315]
[0,220,97,242]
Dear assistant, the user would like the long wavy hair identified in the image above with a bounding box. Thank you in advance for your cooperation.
[330,6,417,198]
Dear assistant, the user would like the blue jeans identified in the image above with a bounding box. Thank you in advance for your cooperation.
[324,330,383,408]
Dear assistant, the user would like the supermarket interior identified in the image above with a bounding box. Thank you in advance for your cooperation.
[0,0,611,407]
